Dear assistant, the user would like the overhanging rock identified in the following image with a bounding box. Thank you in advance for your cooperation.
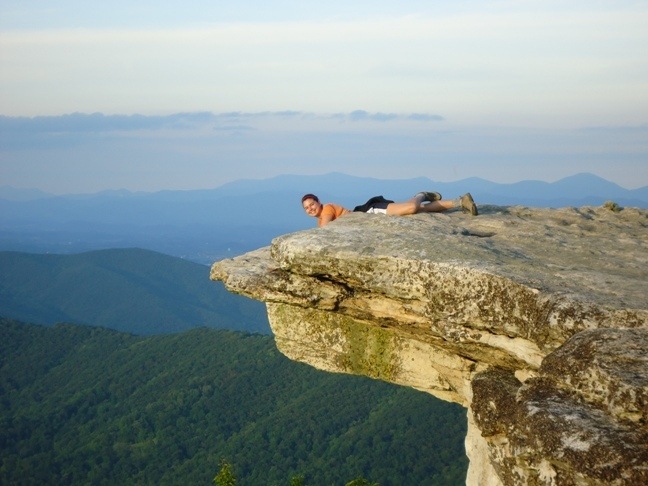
[211,205,648,485]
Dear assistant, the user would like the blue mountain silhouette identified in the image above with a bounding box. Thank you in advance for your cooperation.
[0,173,645,262]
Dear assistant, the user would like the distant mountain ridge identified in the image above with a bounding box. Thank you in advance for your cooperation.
[2,172,646,204]
[0,248,269,335]
[0,173,645,263]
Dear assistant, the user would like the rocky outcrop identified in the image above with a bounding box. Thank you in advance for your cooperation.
[211,205,648,485]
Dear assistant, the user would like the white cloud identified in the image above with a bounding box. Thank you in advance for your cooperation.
[1,111,646,193]
[1,7,646,126]
[1,1,646,193]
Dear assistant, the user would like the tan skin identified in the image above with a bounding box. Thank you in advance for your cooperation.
[302,195,454,227]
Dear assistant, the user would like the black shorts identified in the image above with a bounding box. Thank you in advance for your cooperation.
[353,195,394,213]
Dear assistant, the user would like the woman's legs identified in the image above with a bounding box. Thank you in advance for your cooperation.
[386,193,450,215]
[417,193,478,215]
[383,192,478,216]
[416,200,454,213]
[385,194,425,215]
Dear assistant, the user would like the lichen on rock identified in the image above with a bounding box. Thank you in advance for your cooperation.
[211,205,648,485]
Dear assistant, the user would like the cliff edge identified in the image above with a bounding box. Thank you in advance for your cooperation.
[211,205,648,485]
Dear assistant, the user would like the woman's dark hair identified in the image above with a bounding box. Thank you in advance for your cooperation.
[301,193,319,204]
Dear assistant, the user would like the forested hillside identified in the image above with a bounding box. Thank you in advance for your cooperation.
[0,249,269,334]
[0,318,468,485]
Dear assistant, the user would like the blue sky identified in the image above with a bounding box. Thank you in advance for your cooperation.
[1,1,647,193]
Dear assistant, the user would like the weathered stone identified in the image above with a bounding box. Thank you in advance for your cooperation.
[211,205,648,485]
[540,328,648,424]
[472,333,648,485]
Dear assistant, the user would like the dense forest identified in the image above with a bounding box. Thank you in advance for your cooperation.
[1,318,467,485]
[0,249,269,334]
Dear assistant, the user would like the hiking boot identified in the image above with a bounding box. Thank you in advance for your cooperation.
[416,191,442,202]
[460,193,478,216]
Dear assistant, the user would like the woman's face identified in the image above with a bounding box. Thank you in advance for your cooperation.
[302,198,322,217]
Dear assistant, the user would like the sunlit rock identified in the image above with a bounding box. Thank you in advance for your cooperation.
[211,205,648,485]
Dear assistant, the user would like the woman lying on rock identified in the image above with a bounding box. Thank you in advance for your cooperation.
[301,191,478,227]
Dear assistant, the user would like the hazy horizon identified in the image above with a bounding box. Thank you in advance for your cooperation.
[1,1,647,192]
[1,169,646,200]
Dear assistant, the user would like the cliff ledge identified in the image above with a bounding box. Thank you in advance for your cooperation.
[211,205,648,485]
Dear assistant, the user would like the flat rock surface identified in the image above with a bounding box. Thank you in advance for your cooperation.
[214,205,647,358]
[271,205,647,310]
[211,204,648,486]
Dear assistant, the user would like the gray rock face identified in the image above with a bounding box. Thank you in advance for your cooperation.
[472,329,648,485]
[211,205,648,485]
